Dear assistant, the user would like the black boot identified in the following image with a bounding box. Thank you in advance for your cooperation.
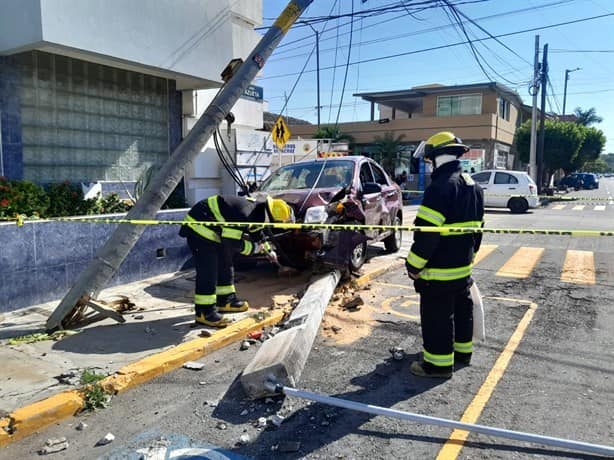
[195,306,231,328]
[217,294,249,313]
[455,351,472,367]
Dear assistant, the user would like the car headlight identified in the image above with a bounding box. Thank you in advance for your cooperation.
[304,205,328,224]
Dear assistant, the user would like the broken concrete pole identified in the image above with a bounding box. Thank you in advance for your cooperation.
[240,270,341,399]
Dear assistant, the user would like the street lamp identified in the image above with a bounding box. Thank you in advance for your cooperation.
[303,22,321,129]
[562,67,581,115]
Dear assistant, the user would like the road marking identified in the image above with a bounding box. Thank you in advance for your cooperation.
[572,205,585,211]
[474,244,497,265]
[495,247,544,278]
[381,295,420,321]
[374,281,413,290]
[552,204,566,210]
[436,299,538,460]
[594,205,606,211]
[561,250,596,285]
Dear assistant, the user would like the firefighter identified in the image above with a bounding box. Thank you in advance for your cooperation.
[406,132,484,378]
[179,195,294,328]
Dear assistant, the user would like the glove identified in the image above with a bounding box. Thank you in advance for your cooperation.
[254,241,272,255]
[266,249,279,265]
[405,261,420,280]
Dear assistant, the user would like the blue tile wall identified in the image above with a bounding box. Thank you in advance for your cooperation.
[0,56,23,180]
[0,209,192,313]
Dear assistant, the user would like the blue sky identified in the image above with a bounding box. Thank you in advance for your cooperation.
[256,0,614,152]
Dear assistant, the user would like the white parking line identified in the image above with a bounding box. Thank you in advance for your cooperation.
[572,205,585,211]
[594,205,606,211]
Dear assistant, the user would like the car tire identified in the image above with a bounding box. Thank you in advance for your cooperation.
[508,197,528,214]
[384,214,402,253]
[348,223,368,272]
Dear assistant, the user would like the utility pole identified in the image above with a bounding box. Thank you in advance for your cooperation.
[562,67,581,115]
[304,22,321,129]
[529,35,540,183]
[46,0,314,331]
[537,43,548,194]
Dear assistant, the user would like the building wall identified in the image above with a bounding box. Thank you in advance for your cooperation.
[0,56,23,179]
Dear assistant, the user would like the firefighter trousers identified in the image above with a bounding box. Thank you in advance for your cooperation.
[418,281,473,371]
[186,234,235,313]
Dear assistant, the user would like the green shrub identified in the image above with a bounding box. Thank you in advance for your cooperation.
[46,181,90,217]
[0,176,49,218]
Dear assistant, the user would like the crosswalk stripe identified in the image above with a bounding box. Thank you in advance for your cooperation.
[561,250,596,284]
[496,247,544,279]
[594,205,606,211]
[572,205,585,211]
[474,244,498,265]
[552,204,566,210]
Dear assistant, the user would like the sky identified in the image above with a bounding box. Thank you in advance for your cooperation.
[256,0,614,152]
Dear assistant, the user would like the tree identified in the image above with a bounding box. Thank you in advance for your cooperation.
[313,126,354,144]
[601,153,614,172]
[572,126,606,171]
[582,158,609,173]
[573,107,603,126]
[515,119,585,179]
[372,131,407,176]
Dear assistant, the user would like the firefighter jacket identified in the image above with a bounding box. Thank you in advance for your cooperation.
[406,160,484,289]
[179,195,266,256]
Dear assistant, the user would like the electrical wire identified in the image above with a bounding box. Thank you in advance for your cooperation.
[327,1,342,124]
[334,0,355,128]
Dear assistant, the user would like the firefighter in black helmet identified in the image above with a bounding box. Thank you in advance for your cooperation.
[406,132,484,378]
[179,195,294,328]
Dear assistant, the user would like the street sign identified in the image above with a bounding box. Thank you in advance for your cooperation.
[272,116,291,150]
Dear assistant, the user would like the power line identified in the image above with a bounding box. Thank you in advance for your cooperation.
[335,0,355,127]
[258,12,614,81]
[550,49,614,53]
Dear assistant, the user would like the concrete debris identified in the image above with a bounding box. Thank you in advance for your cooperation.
[199,330,212,338]
[257,417,267,428]
[270,414,285,427]
[216,421,228,430]
[39,437,69,455]
[240,340,251,351]
[199,381,207,385]
[238,434,250,445]
[331,325,342,334]
[75,421,88,431]
[342,295,364,311]
[389,347,405,361]
[96,433,115,446]
[133,315,144,320]
[182,361,205,370]
[278,441,301,452]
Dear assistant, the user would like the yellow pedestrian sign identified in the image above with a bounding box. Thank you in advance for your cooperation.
[272,116,291,150]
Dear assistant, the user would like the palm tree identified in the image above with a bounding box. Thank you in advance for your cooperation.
[573,107,603,126]
[313,126,355,143]
[373,131,406,176]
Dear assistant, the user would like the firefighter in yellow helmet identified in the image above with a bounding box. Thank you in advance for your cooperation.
[406,132,484,378]
[179,195,294,327]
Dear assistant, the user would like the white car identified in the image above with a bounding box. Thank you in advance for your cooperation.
[471,170,539,213]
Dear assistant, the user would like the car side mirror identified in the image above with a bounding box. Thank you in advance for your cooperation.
[362,182,382,195]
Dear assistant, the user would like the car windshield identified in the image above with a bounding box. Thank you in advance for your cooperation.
[259,160,355,191]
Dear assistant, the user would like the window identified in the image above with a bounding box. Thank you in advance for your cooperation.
[494,172,518,184]
[370,163,389,185]
[436,94,482,117]
[498,97,510,120]
[360,163,374,185]
[472,172,491,185]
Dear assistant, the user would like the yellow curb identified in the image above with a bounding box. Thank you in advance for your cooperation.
[101,310,287,394]
[0,310,287,448]
[354,258,404,288]
[0,390,84,447]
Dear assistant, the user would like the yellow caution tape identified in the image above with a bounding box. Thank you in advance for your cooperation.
[403,190,613,202]
[2,216,614,237]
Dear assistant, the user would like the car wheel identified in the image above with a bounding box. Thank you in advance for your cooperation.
[349,237,367,272]
[384,214,402,253]
[508,197,528,214]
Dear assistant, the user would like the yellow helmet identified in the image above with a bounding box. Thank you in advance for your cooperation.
[423,131,469,160]
[266,196,295,223]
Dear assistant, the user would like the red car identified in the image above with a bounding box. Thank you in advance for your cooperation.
[254,156,403,271]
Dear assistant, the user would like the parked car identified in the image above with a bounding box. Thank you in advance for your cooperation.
[578,173,599,189]
[558,174,584,190]
[471,170,538,213]
[254,156,403,271]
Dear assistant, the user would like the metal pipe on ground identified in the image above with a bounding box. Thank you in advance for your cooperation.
[241,270,341,399]
[264,383,614,457]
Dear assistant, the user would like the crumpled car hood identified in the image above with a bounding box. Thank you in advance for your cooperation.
[253,188,344,220]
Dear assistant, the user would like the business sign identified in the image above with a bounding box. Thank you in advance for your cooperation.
[241,85,263,102]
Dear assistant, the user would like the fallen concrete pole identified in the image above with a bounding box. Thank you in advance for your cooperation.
[241,270,341,399]
[265,383,614,458]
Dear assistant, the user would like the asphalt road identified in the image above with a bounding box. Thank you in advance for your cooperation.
[4,179,614,460]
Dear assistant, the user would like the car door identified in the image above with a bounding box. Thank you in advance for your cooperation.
[369,161,397,227]
[471,171,493,206]
[492,172,519,207]
[359,162,381,237]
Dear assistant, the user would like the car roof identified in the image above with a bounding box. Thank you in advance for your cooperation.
[282,155,369,166]
[474,169,529,175]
